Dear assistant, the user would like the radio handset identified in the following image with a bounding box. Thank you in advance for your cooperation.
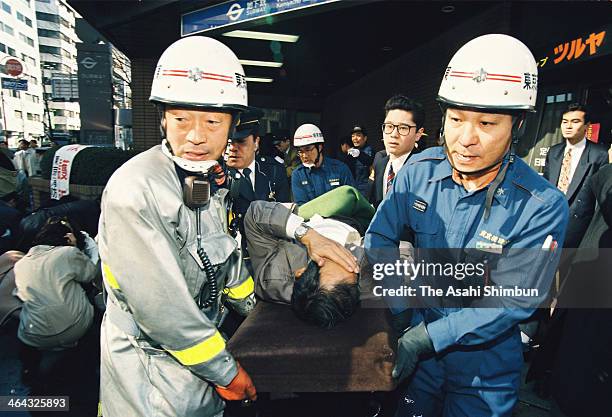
[183,175,219,309]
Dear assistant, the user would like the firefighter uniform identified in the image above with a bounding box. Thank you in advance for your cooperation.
[98,145,254,417]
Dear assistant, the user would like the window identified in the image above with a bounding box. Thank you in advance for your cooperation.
[14,110,22,119]
[16,12,32,27]
[19,33,34,47]
[32,95,40,103]
[0,42,6,53]
[40,45,60,55]
[61,49,71,59]
[60,17,70,28]
[60,33,72,43]
[9,90,20,98]
[38,28,60,39]
[7,46,15,56]
[1,22,14,36]
[27,113,33,121]
[1,2,11,14]
[36,12,59,23]
[29,75,37,85]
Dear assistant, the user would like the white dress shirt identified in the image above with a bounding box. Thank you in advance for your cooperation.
[382,151,411,197]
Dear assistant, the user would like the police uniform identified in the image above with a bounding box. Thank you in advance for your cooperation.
[365,147,569,416]
[291,156,356,205]
[230,155,290,250]
[98,145,255,417]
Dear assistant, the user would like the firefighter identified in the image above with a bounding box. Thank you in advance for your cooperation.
[98,36,257,417]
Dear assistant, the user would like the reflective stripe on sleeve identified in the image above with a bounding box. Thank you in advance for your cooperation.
[102,263,120,289]
[168,331,226,366]
[223,276,254,299]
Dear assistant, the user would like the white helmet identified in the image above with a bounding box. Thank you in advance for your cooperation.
[293,124,324,147]
[150,36,248,112]
[438,34,538,112]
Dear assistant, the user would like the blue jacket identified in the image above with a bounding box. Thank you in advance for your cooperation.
[291,157,355,205]
[365,146,568,353]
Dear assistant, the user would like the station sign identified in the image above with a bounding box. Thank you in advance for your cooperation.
[182,0,339,35]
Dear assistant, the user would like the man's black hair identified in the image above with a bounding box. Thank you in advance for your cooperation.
[291,260,360,329]
[563,103,590,124]
[32,216,85,250]
[384,94,425,129]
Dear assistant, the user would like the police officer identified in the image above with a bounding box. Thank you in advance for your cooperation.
[226,108,290,254]
[346,125,374,196]
[291,123,356,205]
[98,37,257,417]
[365,34,569,416]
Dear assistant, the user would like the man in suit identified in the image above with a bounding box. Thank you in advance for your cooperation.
[369,95,425,208]
[544,103,608,248]
[226,108,291,254]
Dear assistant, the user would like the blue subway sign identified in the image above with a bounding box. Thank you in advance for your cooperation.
[182,0,338,36]
[1,78,28,91]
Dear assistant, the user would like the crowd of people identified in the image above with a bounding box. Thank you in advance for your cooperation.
[0,31,611,417]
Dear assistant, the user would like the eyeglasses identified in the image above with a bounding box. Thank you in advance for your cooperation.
[296,145,317,155]
[382,123,417,136]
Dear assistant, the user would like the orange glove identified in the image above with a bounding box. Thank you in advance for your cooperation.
[215,362,257,401]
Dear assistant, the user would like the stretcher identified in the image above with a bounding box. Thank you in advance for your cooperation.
[227,302,397,392]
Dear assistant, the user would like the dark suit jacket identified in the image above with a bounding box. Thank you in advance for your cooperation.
[544,140,609,248]
[230,156,290,249]
[552,164,612,416]
[369,148,420,208]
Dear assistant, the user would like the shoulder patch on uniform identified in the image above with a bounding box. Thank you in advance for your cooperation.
[511,180,546,203]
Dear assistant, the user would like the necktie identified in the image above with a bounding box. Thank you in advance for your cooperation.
[240,167,254,199]
[386,164,395,194]
[557,148,572,194]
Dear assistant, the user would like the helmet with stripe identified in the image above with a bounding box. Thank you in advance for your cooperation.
[437,34,538,112]
[150,36,248,113]
[293,124,325,147]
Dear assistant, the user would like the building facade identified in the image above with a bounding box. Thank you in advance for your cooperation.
[0,0,45,147]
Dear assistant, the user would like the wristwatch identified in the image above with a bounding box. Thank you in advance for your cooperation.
[294,223,312,241]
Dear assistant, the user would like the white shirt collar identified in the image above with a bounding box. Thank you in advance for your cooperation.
[564,137,586,153]
[239,159,256,174]
[389,151,411,173]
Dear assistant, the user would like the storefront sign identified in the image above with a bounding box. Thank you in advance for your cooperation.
[537,24,610,69]
[182,0,338,35]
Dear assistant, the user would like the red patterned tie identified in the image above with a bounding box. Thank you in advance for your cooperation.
[386,164,395,194]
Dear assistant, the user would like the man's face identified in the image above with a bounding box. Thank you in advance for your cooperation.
[30,141,38,148]
[275,139,290,153]
[444,108,512,174]
[383,109,423,158]
[226,134,258,169]
[0,141,7,148]
[561,110,589,144]
[18,141,29,150]
[319,260,358,290]
[294,260,357,289]
[163,107,232,161]
[351,132,367,148]
[297,144,322,167]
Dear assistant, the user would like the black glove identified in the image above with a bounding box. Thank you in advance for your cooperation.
[390,309,413,337]
[392,322,434,382]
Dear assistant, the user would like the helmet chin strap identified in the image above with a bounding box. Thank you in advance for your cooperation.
[161,139,219,174]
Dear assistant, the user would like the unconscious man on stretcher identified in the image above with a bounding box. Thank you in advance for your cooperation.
[244,186,374,328]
